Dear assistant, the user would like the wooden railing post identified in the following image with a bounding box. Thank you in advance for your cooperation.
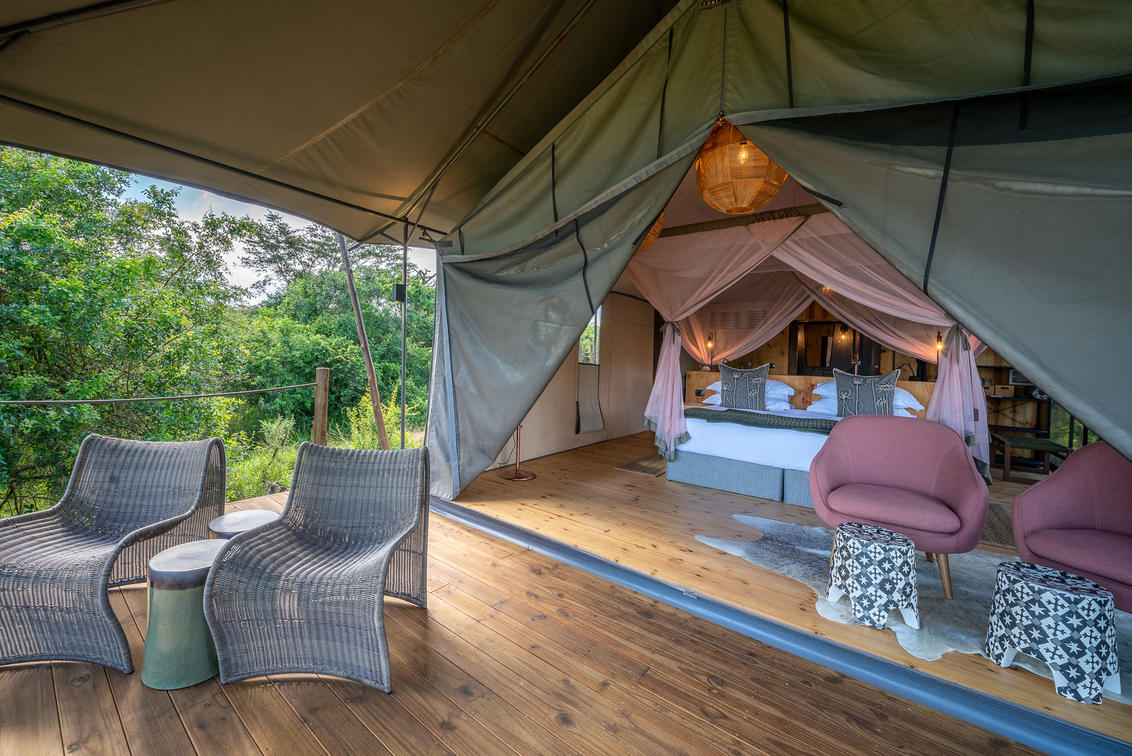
[311,367,330,445]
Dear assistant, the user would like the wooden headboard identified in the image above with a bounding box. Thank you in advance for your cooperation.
[684,371,936,418]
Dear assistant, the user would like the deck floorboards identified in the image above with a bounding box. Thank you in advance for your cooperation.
[5,488,1038,754]
[457,431,1131,746]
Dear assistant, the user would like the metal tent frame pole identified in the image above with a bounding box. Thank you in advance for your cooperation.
[400,225,409,449]
[338,232,391,450]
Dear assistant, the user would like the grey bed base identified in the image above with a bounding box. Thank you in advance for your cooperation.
[665,450,814,509]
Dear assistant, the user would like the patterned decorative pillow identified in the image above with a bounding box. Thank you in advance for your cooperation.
[833,368,900,417]
[719,363,771,411]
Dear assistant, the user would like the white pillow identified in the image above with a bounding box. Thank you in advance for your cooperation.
[806,396,840,415]
[813,380,835,398]
[706,380,721,392]
[813,379,923,411]
[766,379,795,398]
[703,393,789,411]
[893,386,924,411]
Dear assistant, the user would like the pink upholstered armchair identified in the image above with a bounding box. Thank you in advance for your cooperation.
[1013,441,1132,611]
[810,415,989,599]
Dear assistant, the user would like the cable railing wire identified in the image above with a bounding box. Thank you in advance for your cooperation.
[0,383,316,406]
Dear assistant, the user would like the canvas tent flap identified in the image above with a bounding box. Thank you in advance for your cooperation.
[426,156,693,496]
[741,78,1132,459]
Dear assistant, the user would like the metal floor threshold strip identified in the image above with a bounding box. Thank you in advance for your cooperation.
[430,497,1127,756]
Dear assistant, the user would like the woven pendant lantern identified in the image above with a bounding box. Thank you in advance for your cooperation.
[695,119,787,214]
[635,212,664,254]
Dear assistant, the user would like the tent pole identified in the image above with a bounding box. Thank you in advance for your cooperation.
[337,232,391,450]
[659,202,828,238]
[400,225,408,449]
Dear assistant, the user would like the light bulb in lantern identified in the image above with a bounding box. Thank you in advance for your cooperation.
[936,331,944,351]
[695,119,787,215]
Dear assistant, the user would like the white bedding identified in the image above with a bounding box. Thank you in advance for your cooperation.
[677,406,841,472]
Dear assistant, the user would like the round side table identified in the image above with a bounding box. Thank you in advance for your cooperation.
[208,509,281,539]
[827,522,920,630]
[141,539,228,690]
[985,561,1121,704]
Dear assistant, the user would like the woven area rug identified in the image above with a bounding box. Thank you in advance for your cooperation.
[696,514,1131,704]
[615,454,665,477]
[980,502,1015,550]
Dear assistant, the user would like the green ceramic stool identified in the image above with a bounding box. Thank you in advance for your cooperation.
[141,539,228,690]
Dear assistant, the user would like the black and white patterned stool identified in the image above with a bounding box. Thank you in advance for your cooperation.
[984,561,1121,704]
[827,522,919,630]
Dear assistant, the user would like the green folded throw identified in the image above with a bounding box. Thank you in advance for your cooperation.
[684,408,837,435]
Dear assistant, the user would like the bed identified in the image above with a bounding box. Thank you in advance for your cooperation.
[665,405,841,508]
[666,374,927,508]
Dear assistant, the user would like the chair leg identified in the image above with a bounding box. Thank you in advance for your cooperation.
[936,553,953,600]
[925,552,934,563]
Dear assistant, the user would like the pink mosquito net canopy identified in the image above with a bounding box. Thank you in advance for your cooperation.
[627,178,988,473]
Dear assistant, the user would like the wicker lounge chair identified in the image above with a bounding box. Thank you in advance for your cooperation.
[0,434,225,672]
[204,443,429,693]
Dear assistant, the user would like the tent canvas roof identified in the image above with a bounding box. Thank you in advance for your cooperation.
[0,0,678,243]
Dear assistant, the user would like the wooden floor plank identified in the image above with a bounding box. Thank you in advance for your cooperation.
[430,534,1024,755]
[378,646,521,756]
[104,590,196,756]
[270,677,394,755]
[380,606,575,756]
[219,679,329,756]
[319,676,461,756]
[118,587,261,756]
[388,597,695,756]
[0,662,63,756]
[16,488,1045,755]
[426,574,783,755]
[458,432,1131,743]
[51,662,131,755]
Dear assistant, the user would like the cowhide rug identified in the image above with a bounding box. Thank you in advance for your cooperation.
[696,514,1131,705]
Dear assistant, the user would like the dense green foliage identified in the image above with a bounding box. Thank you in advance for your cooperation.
[0,148,434,515]
[235,220,434,434]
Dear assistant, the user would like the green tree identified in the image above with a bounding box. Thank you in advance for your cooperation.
[232,313,365,432]
[238,211,402,293]
[0,148,244,514]
[240,232,436,431]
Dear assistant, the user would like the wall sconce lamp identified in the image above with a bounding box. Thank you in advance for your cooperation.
[936,331,944,352]
[706,331,716,366]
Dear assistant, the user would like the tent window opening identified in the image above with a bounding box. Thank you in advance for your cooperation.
[579,306,601,364]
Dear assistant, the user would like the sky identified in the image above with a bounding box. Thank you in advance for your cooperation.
[123,175,437,294]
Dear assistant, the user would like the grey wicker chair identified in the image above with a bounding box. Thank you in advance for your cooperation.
[204,443,428,693]
[0,434,225,673]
